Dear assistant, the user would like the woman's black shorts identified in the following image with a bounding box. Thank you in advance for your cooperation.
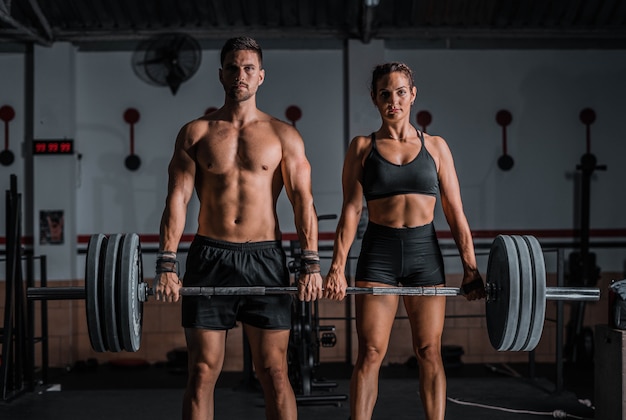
[355,221,445,287]
[181,235,292,330]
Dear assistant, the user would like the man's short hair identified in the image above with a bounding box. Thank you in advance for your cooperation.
[220,36,263,66]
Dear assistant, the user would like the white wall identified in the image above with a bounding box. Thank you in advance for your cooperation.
[32,43,78,280]
[1,43,625,279]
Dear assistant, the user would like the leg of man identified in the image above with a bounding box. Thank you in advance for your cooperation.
[244,324,296,420]
[182,328,227,420]
[404,295,446,420]
[350,288,399,420]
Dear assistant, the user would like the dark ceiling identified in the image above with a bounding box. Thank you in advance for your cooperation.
[2,0,626,51]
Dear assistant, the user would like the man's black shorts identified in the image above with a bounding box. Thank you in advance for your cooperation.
[355,221,445,287]
[181,235,292,330]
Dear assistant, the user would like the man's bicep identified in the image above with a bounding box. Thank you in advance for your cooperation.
[167,147,196,200]
[283,153,313,204]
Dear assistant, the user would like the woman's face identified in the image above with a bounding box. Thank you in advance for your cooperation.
[372,71,417,122]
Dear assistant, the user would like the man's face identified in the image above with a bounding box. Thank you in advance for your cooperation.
[219,50,265,102]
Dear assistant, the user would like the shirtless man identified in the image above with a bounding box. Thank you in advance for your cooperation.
[154,36,323,420]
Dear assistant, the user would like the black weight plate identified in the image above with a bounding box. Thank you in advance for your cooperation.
[486,235,520,351]
[521,235,546,351]
[85,234,107,352]
[103,233,123,352]
[118,233,143,352]
[509,235,533,351]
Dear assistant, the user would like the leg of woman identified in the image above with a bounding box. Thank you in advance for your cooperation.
[182,328,227,420]
[244,325,297,420]
[351,282,400,420]
[403,295,447,420]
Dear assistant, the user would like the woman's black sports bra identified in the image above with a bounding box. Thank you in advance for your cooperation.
[361,131,439,201]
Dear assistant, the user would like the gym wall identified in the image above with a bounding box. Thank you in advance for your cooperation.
[0,40,624,368]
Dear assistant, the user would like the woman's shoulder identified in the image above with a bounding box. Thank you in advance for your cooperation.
[348,134,375,155]
[351,133,374,146]
[423,132,450,152]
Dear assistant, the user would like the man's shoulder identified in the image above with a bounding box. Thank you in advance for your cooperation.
[259,112,290,129]
[182,118,210,134]
[260,113,301,139]
[174,117,213,149]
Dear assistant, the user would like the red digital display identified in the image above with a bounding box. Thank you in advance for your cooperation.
[33,140,74,155]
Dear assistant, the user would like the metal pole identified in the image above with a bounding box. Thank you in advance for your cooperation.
[556,247,564,394]
[25,254,35,392]
[40,256,49,385]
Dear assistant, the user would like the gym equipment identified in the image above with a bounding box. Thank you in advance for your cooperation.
[26,233,600,353]
[123,108,141,171]
[564,107,607,364]
[0,105,15,166]
[496,109,514,171]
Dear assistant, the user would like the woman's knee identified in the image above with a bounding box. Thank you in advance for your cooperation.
[414,343,442,366]
[358,343,387,367]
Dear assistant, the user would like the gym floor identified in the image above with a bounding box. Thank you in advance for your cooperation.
[0,361,595,420]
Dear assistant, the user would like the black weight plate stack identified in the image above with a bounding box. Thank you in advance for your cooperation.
[486,235,520,351]
[118,233,144,352]
[103,233,123,352]
[509,235,533,351]
[85,234,108,352]
[521,235,546,351]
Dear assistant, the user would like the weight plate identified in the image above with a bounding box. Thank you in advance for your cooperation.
[521,235,546,351]
[103,233,123,352]
[509,236,533,351]
[118,232,143,352]
[486,235,520,351]
[85,234,107,352]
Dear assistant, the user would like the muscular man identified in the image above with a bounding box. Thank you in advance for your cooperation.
[154,36,323,420]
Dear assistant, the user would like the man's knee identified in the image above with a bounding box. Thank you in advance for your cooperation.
[188,361,221,390]
[258,365,292,392]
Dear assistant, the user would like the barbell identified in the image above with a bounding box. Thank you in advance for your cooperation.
[26,232,600,354]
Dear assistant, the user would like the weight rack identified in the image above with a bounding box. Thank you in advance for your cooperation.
[1,174,49,402]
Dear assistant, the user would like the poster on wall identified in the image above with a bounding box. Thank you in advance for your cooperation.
[40,210,64,245]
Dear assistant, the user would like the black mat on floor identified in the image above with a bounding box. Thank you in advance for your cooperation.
[0,376,594,420]
[1,361,595,419]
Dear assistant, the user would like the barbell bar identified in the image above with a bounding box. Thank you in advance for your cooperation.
[26,232,600,354]
[155,285,599,300]
[25,285,599,301]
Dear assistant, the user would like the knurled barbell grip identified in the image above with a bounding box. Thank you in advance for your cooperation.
[145,285,272,298]
[139,285,464,302]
